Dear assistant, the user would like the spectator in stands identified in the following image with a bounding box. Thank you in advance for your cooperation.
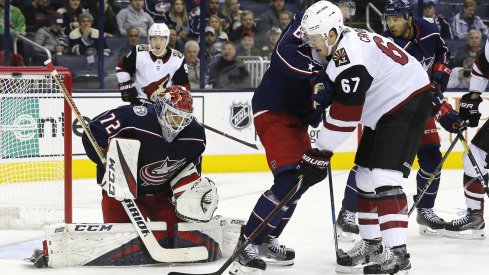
[451,0,488,39]
[188,0,227,39]
[229,10,261,43]
[168,0,191,41]
[33,12,68,62]
[258,0,285,32]
[118,26,141,59]
[204,26,220,64]
[90,0,120,37]
[207,41,251,89]
[222,0,242,32]
[422,0,453,39]
[260,26,281,58]
[184,40,200,89]
[453,29,482,67]
[278,10,292,31]
[447,56,475,89]
[117,0,155,37]
[237,33,261,57]
[207,14,229,52]
[23,0,55,33]
[0,40,25,66]
[69,12,110,56]
[57,0,86,35]
[0,0,26,35]
[168,26,184,51]
[143,0,171,23]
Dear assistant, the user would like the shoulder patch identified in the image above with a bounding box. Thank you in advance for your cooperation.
[137,45,149,51]
[133,105,148,116]
[333,48,351,67]
[172,50,183,58]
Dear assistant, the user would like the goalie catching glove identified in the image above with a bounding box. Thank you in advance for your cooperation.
[170,163,218,222]
[100,138,140,201]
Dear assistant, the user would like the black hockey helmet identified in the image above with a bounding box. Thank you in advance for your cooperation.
[383,0,414,19]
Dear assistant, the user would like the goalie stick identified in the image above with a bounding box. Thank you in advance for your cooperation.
[456,130,489,197]
[44,59,208,263]
[168,176,304,275]
[407,134,460,216]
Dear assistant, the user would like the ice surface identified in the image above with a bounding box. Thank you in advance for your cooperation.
[1,169,488,274]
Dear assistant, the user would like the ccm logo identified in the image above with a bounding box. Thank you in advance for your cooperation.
[460,103,474,108]
[108,157,116,196]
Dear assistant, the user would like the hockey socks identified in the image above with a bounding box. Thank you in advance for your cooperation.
[341,166,359,212]
[413,146,442,209]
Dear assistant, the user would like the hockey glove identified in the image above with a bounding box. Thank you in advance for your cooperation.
[297,149,333,186]
[433,100,466,133]
[459,92,483,127]
[118,80,140,104]
[430,62,451,92]
[313,79,334,112]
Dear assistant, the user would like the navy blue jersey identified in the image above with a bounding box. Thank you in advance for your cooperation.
[252,11,327,126]
[383,17,450,73]
[82,103,206,196]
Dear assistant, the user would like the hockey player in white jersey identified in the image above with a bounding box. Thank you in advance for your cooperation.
[301,1,466,274]
[445,38,489,239]
[116,22,190,104]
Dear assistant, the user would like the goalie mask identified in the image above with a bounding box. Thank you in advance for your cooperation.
[148,23,170,56]
[301,1,344,57]
[154,85,193,142]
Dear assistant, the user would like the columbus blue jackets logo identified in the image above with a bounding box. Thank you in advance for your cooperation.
[230,102,251,129]
[140,157,186,186]
[133,106,148,116]
[333,48,350,67]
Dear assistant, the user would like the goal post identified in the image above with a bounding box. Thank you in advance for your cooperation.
[0,66,72,228]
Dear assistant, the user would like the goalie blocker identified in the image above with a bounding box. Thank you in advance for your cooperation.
[30,216,245,267]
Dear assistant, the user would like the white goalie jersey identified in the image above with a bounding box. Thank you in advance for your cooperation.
[317,27,431,152]
[116,45,190,99]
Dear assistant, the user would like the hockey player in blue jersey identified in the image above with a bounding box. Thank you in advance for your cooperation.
[229,8,334,275]
[337,0,466,240]
[81,85,220,264]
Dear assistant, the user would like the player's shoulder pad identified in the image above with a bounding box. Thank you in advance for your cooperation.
[171,48,184,59]
[414,17,440,36]
[137,44,150,52]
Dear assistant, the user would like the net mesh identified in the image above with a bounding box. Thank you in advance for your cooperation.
[0,71,68,229]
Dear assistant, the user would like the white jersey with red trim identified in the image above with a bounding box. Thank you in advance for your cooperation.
[116,45,189,99]
[316,27,431,152]
[469,39,489,94]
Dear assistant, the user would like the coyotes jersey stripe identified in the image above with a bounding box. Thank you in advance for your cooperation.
[469,39,489,93]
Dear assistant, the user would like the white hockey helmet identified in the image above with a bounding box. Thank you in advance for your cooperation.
[301,1,344,55]
[148,23,170,55]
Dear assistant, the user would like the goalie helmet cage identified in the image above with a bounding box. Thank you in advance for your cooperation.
[0,66,72,229]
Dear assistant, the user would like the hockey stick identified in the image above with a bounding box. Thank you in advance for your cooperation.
[168,176,304,275]
[456,130,489,197]
[407,134,460,216]
[44,59,208,263]
[138,99,259,150]
[327,164,339,254]
[203,124,259,150]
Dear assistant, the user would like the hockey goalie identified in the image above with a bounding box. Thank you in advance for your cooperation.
[29,86,242,267]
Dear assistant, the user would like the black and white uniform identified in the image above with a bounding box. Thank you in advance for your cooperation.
[116,45,190,99]
[463,39,489,210]
[316,27,432,247]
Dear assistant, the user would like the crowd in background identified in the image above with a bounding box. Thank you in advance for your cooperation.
[1,0,489,88]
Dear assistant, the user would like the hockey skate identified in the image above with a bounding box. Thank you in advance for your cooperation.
[444,209,485,240]
[25,249,48,268]
[416,208,445,236]
[335,238,383,274]
[229,243,266,275]
[258,236,295,266]
[337,208,359,242]
[363,245,411,275]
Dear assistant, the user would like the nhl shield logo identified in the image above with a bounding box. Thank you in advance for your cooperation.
[230,103,251,129]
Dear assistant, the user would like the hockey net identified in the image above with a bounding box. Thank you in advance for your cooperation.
[0,67,72,229]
